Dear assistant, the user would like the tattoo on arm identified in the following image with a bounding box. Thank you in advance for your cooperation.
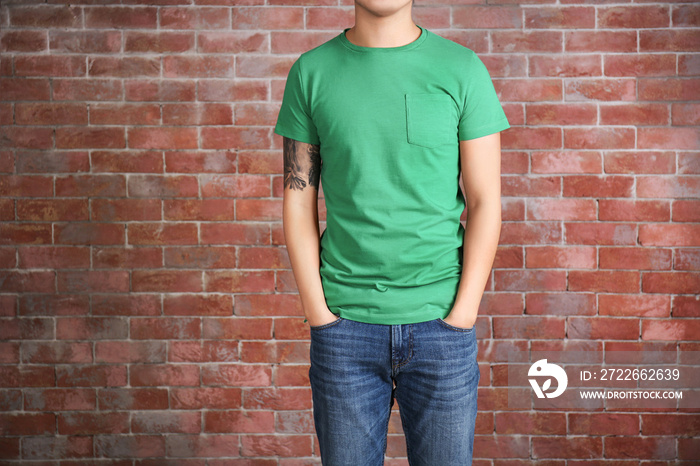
[283,137,321,191]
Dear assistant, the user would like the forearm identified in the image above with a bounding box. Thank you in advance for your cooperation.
[283,199,329,320]
[450,200,502,323]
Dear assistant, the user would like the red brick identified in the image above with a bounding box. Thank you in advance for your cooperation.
[568,317,639,340]
[640,29,700,52]
[165,151,237,174]
[643,272,699,294]
[0,365,55,388]
[503,176,561,198]
[201,222,271,246]
[640,127,700,150]
[19,245,90,269]
[58,411,129,435]
[243,387,311,411]
[569,271,639,293]
[127,175,199,198]
[638,175,700,199]
[673,295,700,317]
[500,222,563,245]
[604,56,676,79]
[529,55,600,78]
[531,151,601,174]
[203,317,272,340]
[673,200,700,222]
[24,388,96,411]
[163,199,235,222]
[56,270,130,294]
[1,436,23,459]
[274,366,309,387]
[56,317,128,340]
[92,248,163,270]
[130,317,201,340]
[532,437,602,459]
[495,270,567,291]
[132,270,203,293]
[642,319,700,341]
[56,365,126,387]
[0,317,53,340]
[95,294,159,319]
[201,364,272,387]
[22,341,92,364]
[445,4,518,28]
[493,316,566,339]
[234,294,304,316]
[166,435,241,458]
[526,293,596,316]
[640,224,700,247]
[569,413,639,436]
[598,5,669,29]
[565,79,636,102]
[565,223,637,245]
[604,436,675,460]
[641,413,700,435]
[604,151,675,174]
[0,390,22,411]
[201,126,271,151]
[170,340,238,363]
[527,199,596,221]
[473,435,530,459]
[599,199,670,222]
[493,31,563,53]
[276,411,315,434]
[129,223,197,245]
[0,341,19,363]
[495,412,566,435]
[132,411,201,434]
[240,434,311,457]
[22,435,93,460]
[0,413,55,435]
[170,387,242,410]
[679,438,700,460]
[94,435,166,458]
[206,270,275,293]
[598,294,670,318]
[204,410,274,434]
[599,247,672,270]
[98,388,168,410]
[130,364,200,387]
[239,341,307,364]
[673,102,700,126]
[95,341,166,364]
[526,246,596,269]
[563,175,634,197]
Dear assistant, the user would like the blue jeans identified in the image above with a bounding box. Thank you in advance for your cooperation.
[308,316,480,465]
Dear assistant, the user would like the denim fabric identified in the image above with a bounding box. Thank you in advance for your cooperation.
[308,316,480,465]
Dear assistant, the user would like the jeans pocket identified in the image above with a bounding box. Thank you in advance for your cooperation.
[405,93,457,148]
[309,316,344,331]
[437,318,474,333]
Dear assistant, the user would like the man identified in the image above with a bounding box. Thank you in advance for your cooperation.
[274,0,509,463]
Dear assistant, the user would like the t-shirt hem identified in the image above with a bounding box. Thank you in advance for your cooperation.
[459,117,511,141]
[324,275,461,325]
[273,125,319,145]
[335,307,451,325]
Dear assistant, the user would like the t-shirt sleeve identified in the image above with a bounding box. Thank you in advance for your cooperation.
[458,52,510,141]
[274,57,320,145]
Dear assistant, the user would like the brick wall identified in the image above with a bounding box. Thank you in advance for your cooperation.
[0,0,698,464]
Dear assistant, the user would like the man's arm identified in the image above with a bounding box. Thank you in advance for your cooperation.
[443,132,503,329]
[282,136,338,327]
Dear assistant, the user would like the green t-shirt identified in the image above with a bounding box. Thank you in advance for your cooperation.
[274,25,510,325]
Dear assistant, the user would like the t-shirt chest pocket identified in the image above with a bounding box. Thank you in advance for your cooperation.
[405,93,458,148]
